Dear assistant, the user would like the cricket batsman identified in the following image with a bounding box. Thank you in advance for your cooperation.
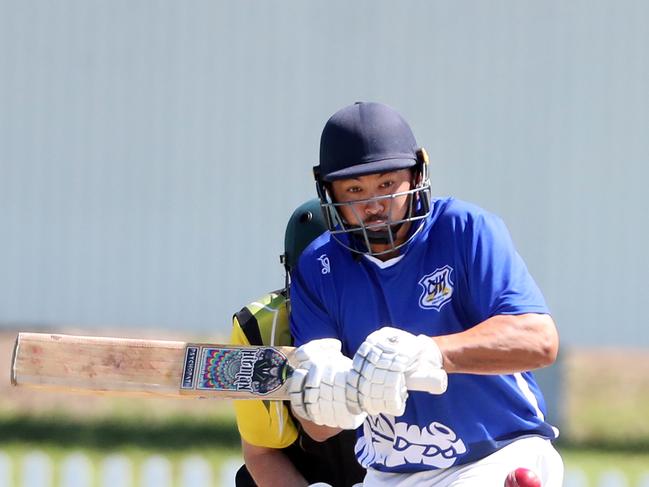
[286,102,564,486]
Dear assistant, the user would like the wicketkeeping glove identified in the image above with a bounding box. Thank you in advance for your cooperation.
[346,327,444,417]
[288,338,367,429]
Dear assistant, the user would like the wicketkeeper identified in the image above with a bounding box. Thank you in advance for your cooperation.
[231,199,365,487]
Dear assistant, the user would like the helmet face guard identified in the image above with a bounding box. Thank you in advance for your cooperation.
[314,155,432,257]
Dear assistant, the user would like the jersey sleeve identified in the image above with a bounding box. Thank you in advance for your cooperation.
[230,314,252,346]
[466,211,550,320]
[230,312,299,449]
[289,264,339,347]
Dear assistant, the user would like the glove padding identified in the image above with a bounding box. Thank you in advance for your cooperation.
[288,338,367,429]
[346,327,443,416]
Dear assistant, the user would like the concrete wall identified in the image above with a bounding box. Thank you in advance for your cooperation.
[1,1,647,346]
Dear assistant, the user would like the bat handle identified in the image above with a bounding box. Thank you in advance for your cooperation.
[405,366,448,394]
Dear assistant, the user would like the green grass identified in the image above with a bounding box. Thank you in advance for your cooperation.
[0,414,241,451]
[2,396,648,485]
[2,416,649,484]
[2,441,648,487]
[560,445,649,485]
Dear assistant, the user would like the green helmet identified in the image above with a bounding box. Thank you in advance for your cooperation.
[282,198,327,273]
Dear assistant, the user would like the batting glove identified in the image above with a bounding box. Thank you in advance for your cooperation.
[346,327,444,417]
[288,338,367,429]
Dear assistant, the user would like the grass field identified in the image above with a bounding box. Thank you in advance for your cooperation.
[4,447,646,487]
[2,424,649,486]
[2,406,648,484]
[560,447,649,485]
[1,441,648,486]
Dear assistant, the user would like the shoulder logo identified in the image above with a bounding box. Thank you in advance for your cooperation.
[418,265,454,311]
[317,254,331,274]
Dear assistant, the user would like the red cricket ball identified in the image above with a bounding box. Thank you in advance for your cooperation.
[504,468,542,487]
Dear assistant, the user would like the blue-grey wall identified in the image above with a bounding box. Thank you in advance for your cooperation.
[1,1,647,346]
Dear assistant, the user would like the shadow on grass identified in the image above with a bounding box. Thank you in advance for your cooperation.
[0,415,240,450]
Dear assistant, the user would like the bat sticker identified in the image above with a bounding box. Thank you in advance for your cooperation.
[181,346,199,389]
[184,346,293,396]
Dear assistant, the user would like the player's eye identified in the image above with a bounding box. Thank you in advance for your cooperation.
[346,186,363,194]
[379,180,395,190]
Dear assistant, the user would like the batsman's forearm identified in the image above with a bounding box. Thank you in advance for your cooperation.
[293,414,343,442]
[434,313,559,374]
[242,440,308,487]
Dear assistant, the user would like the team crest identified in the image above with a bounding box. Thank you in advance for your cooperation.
[418,265,454,311]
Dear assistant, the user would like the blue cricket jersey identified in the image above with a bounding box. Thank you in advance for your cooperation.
[289,197,558,473]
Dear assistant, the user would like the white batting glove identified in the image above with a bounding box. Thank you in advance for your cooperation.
[346,327,443,417]
[288,338,367,429]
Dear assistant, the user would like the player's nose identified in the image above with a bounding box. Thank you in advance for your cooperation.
[364,198,384,216]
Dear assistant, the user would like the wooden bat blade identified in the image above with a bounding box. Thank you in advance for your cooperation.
[11,333,297,400]
[11,332,447,400]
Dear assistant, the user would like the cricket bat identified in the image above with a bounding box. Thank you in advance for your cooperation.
[11,332,448,400]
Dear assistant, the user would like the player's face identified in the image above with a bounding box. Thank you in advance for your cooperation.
[330,169,414,231]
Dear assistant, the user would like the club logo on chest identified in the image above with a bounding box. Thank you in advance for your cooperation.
[418,265,454,311]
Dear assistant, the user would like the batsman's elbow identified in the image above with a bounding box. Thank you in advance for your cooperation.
[536,314,560,368]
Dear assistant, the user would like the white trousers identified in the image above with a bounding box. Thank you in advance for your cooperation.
[362,436,564,487]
